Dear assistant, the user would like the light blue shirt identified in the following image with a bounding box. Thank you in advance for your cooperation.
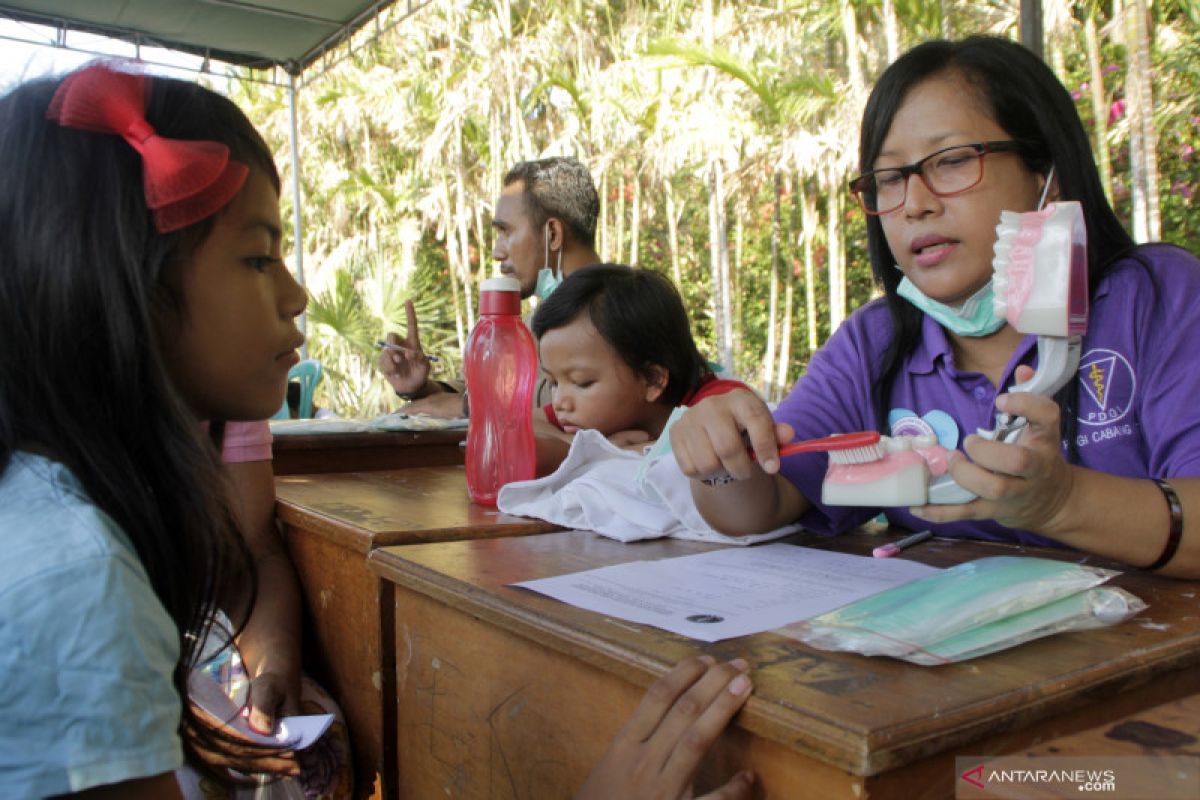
[0,453,182,796]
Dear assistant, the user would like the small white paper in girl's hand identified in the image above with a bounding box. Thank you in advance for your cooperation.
[188,670,333,749]
[273,714,335,749]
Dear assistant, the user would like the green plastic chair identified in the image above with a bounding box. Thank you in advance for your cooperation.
[272,359,323,420]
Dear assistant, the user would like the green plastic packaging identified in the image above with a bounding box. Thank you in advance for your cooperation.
[784,556,1144,664]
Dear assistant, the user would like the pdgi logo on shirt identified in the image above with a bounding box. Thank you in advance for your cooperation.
[1076,348,1135,426]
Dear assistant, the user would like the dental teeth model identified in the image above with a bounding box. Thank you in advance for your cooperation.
[992,201,1089,339]
[982,201,1089,446]
[821,433,973,507]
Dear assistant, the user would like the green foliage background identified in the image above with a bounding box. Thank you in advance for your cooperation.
[225,0,1200,416]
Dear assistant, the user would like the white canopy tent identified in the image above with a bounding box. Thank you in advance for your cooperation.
[0,0,432,343]
[0,1,426,74]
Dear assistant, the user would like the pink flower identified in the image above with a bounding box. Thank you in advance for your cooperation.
[1171,182,1193,200]
[1103,64,1119,75]
[1182,144,1195,163]
[1108,99,1126,124]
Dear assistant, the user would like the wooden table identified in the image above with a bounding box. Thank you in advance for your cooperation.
[272,429,465,474]
[1026,692,1200,757]
[275,467,562,799]
[1001,692,1200,797]
[367,529,1200,799]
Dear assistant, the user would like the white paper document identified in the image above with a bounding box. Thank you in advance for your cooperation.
[513,542,942,642]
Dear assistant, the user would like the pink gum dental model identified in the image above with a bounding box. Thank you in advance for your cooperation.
[821,433,968,507]
[761,430,972,507]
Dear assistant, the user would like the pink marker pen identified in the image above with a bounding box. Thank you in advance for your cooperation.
[872,529,933,558]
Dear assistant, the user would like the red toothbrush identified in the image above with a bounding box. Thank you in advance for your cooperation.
[753,431,886,463]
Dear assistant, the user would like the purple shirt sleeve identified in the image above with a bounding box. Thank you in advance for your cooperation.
[1085,245,1200,479]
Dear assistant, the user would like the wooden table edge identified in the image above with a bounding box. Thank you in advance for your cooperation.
[271,429,466,450]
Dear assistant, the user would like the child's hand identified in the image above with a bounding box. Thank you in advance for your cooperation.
[574,655,754,800]
[911,366,1076,534]
[185,708,300,780]
[244,666,301,736]
[670,389,794,481]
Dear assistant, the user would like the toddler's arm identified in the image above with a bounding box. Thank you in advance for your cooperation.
[533,410,574,476]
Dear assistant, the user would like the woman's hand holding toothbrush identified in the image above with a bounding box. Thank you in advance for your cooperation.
[670,389,793,481]
[672,390,810,536]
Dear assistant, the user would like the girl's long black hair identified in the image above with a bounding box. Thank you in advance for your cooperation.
[859,37,1135,449]
[0,68,280,768]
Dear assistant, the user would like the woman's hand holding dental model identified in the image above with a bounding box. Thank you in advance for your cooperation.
[910,365,1197,577]
[910,365,1077,534]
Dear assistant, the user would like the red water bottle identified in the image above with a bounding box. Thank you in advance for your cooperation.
[464,276,537,505]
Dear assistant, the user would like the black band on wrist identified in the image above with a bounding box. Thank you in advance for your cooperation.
[1145,478,1183,571]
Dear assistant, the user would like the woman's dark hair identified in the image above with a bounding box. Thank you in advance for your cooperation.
[531,263,710,407]
[0,67,279,769]
[859,36,1135,449]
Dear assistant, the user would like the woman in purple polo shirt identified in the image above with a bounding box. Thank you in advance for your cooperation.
[670,35,1200,579]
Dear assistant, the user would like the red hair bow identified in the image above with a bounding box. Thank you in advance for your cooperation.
[47,63,249,233]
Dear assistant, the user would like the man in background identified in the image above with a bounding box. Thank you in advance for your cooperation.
[379,156,602,417]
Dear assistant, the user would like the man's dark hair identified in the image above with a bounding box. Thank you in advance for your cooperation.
[503,157,600,248]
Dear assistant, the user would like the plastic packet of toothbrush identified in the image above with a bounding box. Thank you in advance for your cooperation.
[778,556,1143,664]
[899,586,1145,665]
